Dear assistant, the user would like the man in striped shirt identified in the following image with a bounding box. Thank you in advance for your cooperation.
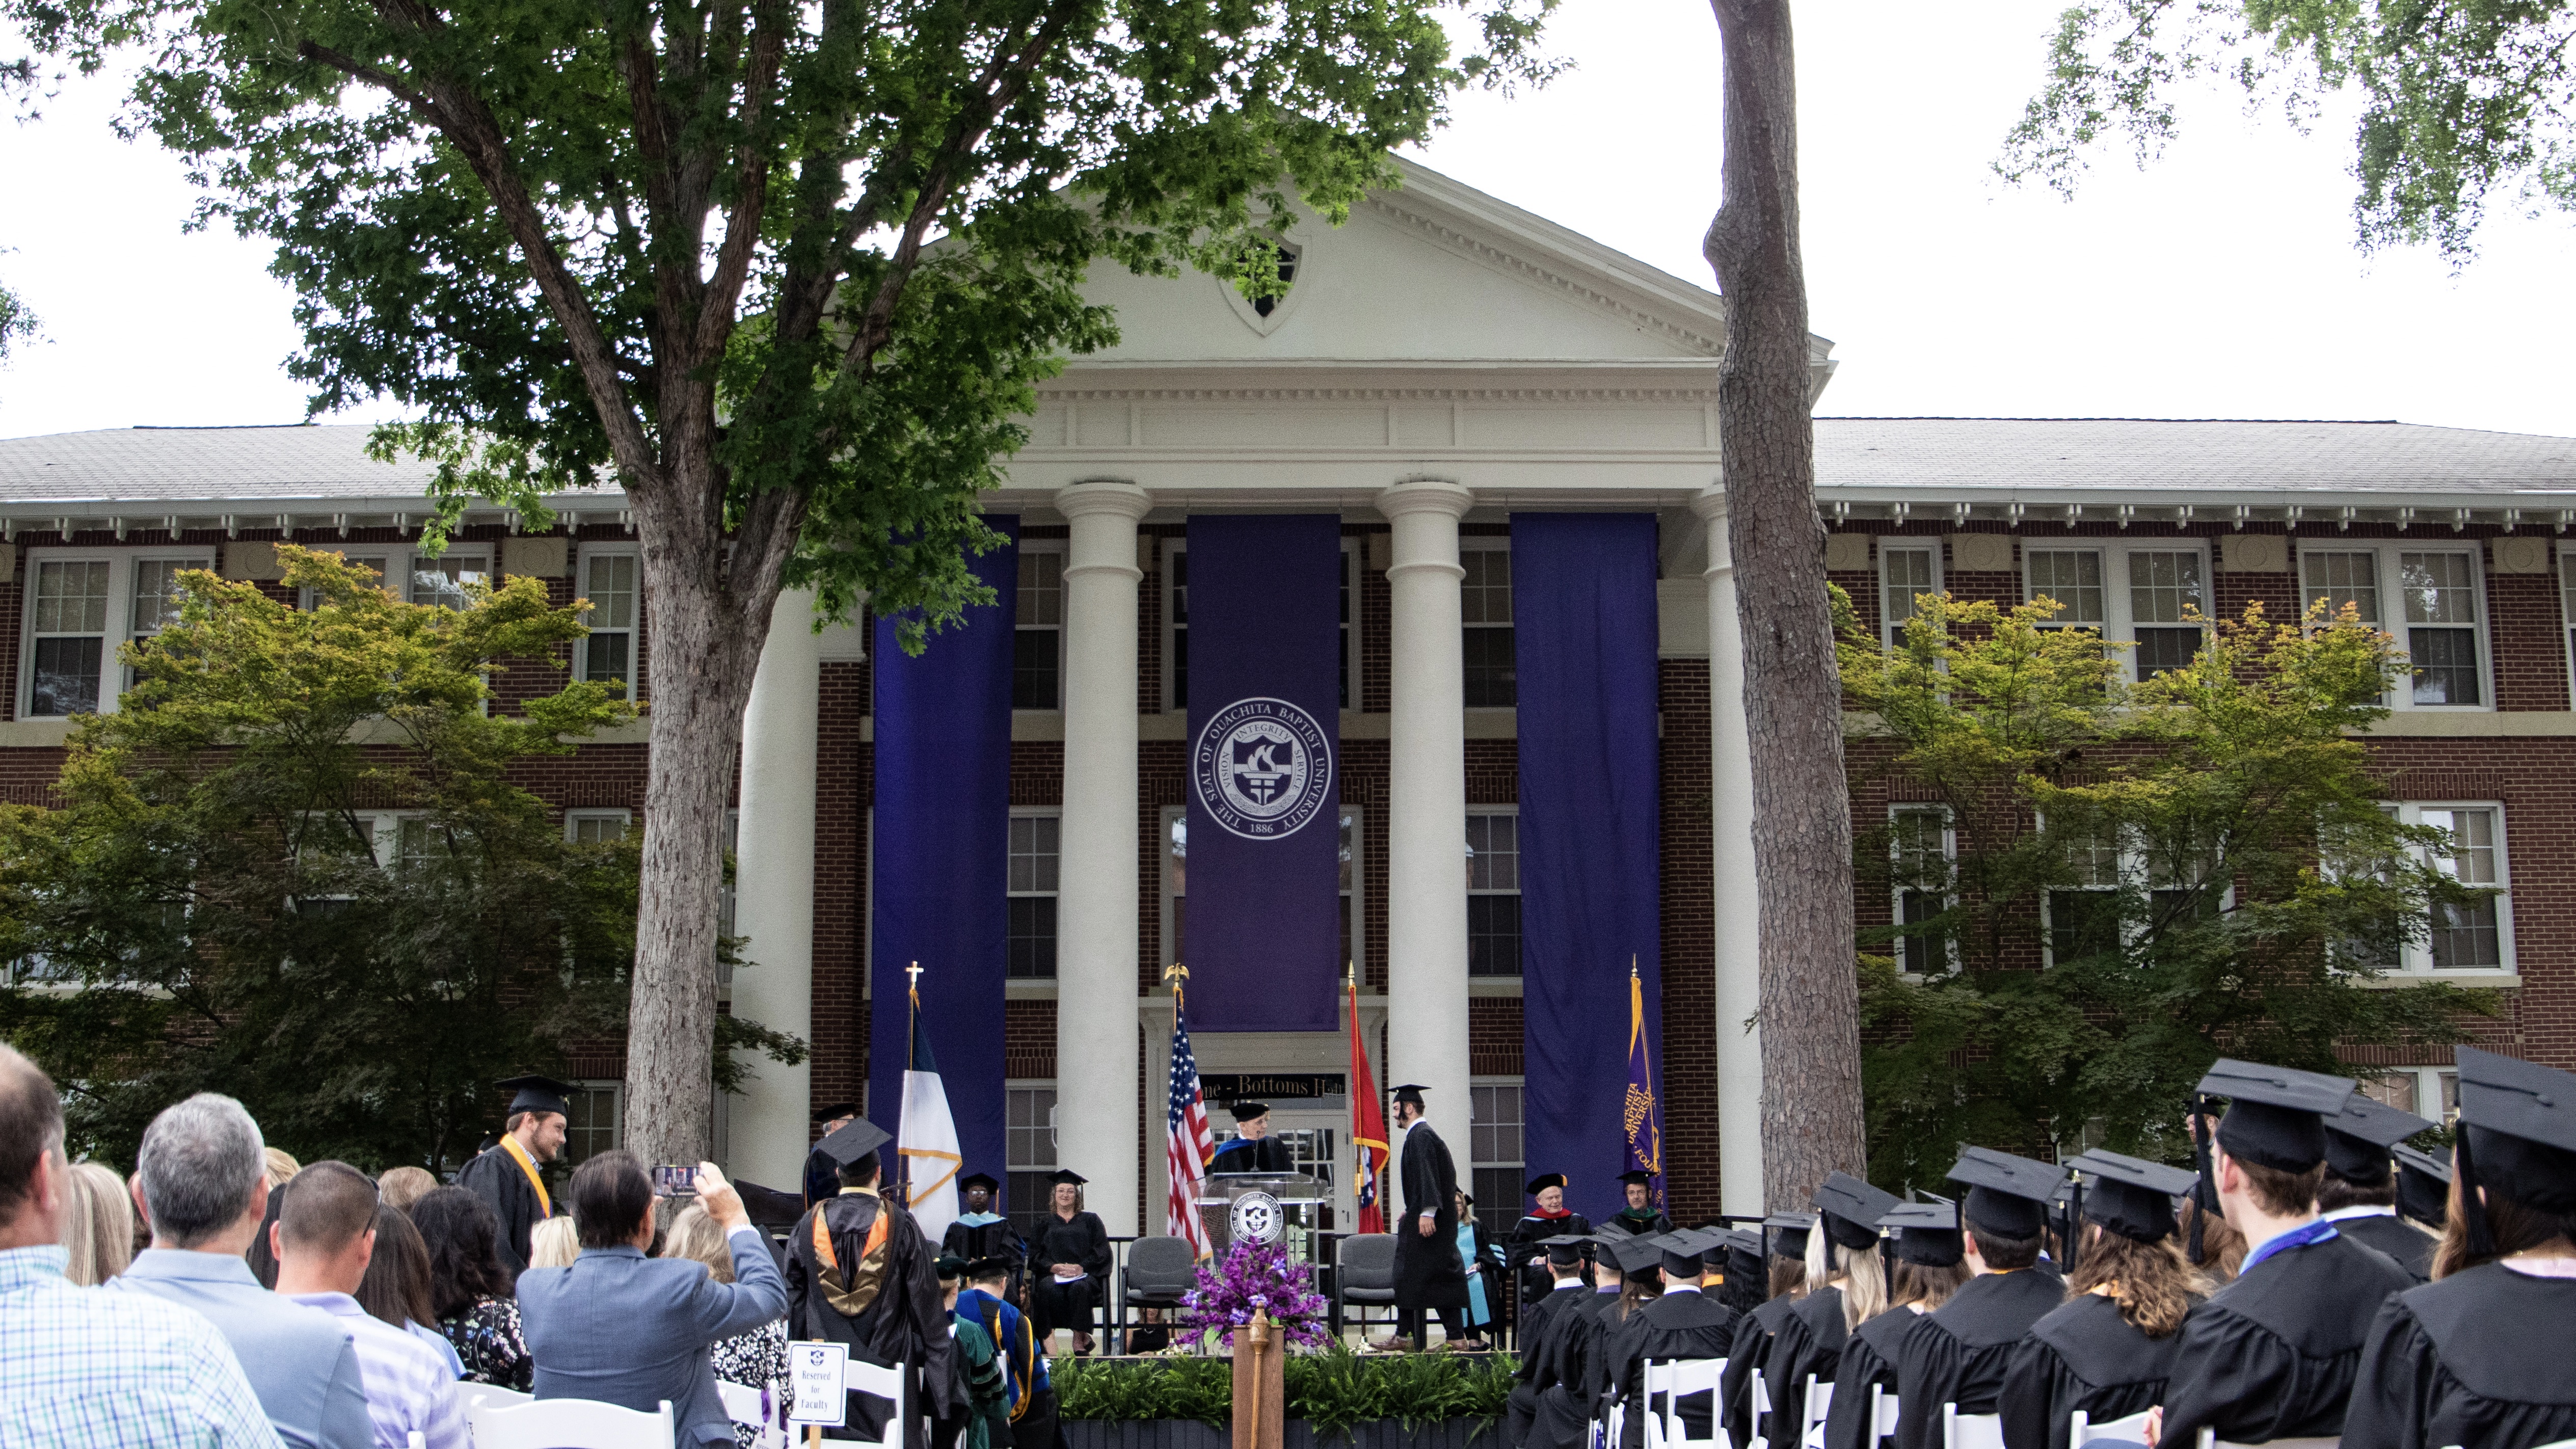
[273,1161,468,1449]
[0,1044,281,1447]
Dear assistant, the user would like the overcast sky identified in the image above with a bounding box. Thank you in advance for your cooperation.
[3,0,2570,440]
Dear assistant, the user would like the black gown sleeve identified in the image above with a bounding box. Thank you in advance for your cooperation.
[2152,1308,2303,1449]
[1996,1335,2071,1449]
[2338,1298,2438,1449]
[1823,1330,1898,1449]
[1891,1318,1967,1449]
[1719,1312,1765,1449]
[1762,1310,1823,1449]
[1079,1212,1113,1278]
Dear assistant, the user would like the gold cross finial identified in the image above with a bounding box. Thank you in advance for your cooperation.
[906,960,924,990]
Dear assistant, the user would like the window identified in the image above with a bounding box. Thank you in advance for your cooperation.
[1461,547,1514,708]
[1468,1081,1524,1238]
[1466,810,1521,978]
[1162,807,1188,968]
[1007,811,1060,979]
[22,551,216,717]
[1006,1083,1058,1237]
[2366,1068,2460,1127]
[564,1082,622,1165]
[1340,540,1356,711]
[2301,544,2487,708]
[1890,806,1954,975]
[2023,543,2209,681]
[408,549,491,611]
[2044,822,2124,967]
[1339,809,1364,978]
[1014,547,1063,711]
[566,810,630,844]
[2418,805,2507,971]
[1166,544,1189,712]
[1879,544,1940,648]
[580,551,640,700]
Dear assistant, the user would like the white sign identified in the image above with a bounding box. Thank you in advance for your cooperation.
[788,1343,848,1428]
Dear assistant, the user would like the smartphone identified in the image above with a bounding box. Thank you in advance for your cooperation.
[654,1164,699,1196]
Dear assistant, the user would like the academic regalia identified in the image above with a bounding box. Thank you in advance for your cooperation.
[1460,1213,1508,1341]
[1821,1305,1923,1449]
[2318,1095,2442,1284]
[944,1183,1028,1305]
[960,1280,1056,1449]
[1530,1287,1626,1449]
[1508,1211,1594,1306]
[1506,1274,1591,1448]
[1760,1286,1846,1449]
[1720,1290,1804,1449]
[807,1101,863,1209]
[2325,1209,2436,1282]
[947,1312,1010,1449]
[1602,1277,1739,1449]
[1028,1171,1112,1343]
[455,1074,574,1279]
[1391,1112,1468,1311]
[1887,1270,2064,1449]
[1601,1208,1674,1238]
[1208,1135,1295,1173]
[1997,1295,2183,1449]
[786,1121,959,1447]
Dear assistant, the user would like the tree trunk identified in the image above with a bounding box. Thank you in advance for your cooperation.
[1703,0,1865,1208]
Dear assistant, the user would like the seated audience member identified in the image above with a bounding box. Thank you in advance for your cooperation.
[2342,1048,2576,1449]
[2147,1062,2416,1449]
[358,1202,465,1378]
[273,1160,468,1449]
[265,1148,302,1187]
[63,1159,137,1285]
[377,1167,439,1214]
[246,1181,289,1288]
[528,1214,579,1269]
[1889,1148,2071,1449]
[410,1187,532,1391]
[516,1151,788,1447]
[111,1093,370,1449]
[1822,1202,1970,1449]
[2317,1096,2441,1282]
[667,1200,794,1449]
[0,1046,282,1445]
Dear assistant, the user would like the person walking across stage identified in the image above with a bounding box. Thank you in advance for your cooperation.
[1887,1148,2071,1449]
[1385,1084,1470,1352]
[1027,1170,1111,1355]
[2342,1047,2576,1449]
[1998,1151,2211,1449]
[454,1074,573,1279]
[2318,1094,2442,1282]
[1508,1175,1593,1313]
[1209,1103,1296,1174]
[1602,1171,1670,1238]
[942,1174,1026,1303]
[784,1117,958,1446]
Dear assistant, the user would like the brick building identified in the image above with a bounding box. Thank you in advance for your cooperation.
[4,157,2571,1236]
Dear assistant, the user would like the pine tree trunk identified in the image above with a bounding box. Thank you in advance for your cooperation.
[1703,0,1866,1208]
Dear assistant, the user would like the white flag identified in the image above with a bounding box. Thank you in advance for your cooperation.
[898,1012,961,1243]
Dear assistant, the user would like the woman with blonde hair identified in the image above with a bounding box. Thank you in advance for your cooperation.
[1761,1174,1896,1449]
[666,1200,792,1448]
[527,1215,579,1270]
[1823,1199,1970,1449]
[379,1165,439,1212]
[1999,1152,2211,1449]
[61,1161,137,1285]
[263,1147,301,1186]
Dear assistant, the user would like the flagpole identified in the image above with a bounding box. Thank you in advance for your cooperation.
[903,960,922,1202]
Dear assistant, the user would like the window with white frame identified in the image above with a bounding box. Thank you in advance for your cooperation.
[1006,1083,1058,1236]
[2023,543,2208,681]
[1014,545,1064,711]
[2366,1067,2459,1126]
[408,547,492,611]
[2044,821,2124,967]
[2300,544,2488,708]
[566,810,630,844]
[2412,803,2511,973]
[1890,805,1954,975]
[1461,545,1514,708]
[1468,1080,1524,1237]
[23,550,216,717]
[1879,543,1941,648]
[1165,543,1189,712]
[1008,811,1059,979]
[1466,809,1521,977]
[1162,807,1187,968]
[1339,808,1364,978]
[563,1081,622,1165]
[579,550,641,700]
[1339,539,1357,711]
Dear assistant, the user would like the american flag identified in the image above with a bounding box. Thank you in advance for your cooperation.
[1165,981,1216,1256]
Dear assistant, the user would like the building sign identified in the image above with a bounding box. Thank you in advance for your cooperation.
[1200,1074,1348,1103]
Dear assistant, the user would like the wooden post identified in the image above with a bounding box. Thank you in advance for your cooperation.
[1231,1308,1283,1449]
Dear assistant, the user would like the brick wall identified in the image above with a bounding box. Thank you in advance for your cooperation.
[1658,659,1720,1222]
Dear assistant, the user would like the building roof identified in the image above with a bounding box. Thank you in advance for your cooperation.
[0,424,454,505]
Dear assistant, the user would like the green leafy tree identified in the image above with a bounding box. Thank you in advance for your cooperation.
[0,546,770,1171]
[1997,1,2576,259]
[1840,589,2497,1190]
[0,263,35,368]
[4,0,1558,1161]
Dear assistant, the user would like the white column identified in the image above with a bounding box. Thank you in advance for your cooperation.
[730,586,822,1188]
[1692,487,1764,1214]
[1377,478,1477,1145]
[1054,478,1152,1236]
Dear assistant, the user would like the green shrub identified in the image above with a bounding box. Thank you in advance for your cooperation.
[1052,1347,1517,1437]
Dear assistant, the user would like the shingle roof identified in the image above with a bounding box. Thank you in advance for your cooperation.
[1811,418,2576,496]
[0,424,624,505]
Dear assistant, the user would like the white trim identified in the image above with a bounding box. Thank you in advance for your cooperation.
[564,808,631,844]
[2375,801,2517,980]
[18,546,217,718]
[574,543,643,702]
[1876,541,1943,650]
[1006,806,1062,981]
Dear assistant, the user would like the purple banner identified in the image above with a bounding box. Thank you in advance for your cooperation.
[1182,515,1344,1032]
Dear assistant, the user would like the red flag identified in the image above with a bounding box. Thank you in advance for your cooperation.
[1346,976,1388,1235]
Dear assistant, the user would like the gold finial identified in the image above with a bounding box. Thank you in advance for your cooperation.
[906,960,924,990]
[1162,962,1190,987]
[1629,954,1639,980]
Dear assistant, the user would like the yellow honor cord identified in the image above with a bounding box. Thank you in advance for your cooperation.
[499,1135,551,1219]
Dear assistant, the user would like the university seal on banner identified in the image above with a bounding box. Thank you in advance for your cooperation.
[1192,696,1334,841]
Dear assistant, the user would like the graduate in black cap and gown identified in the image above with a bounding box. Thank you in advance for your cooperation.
[943,1174,1027,1303]
[2392,1142,2450,1232]
[1763,1174,1900,1449]
[1209,1102,1297,1173]
[1506,1235,1595,1449]
[806,1101,861,1208]
[2317,1094,2440,1281]
[1602,1170,1672,1238]
[1823,1201,1969,1449]
[1028,1169,1112,1352]
[1887,1147,2072,1449]
[1998,1150,2208,1449]
[2147,1060,2417,1449]
[2342,1046,2576,1449]
[1539,1233,1667,1449]
[454,1074,573,1278]
[1508,1174,1594,1310]
[1388,1084,1470,1351]
[1719,1213,1812,1449]
[1599,1231,1741,1449]
[787,1116,960,1446]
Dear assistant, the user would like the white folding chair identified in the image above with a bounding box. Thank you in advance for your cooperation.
[2072,1409,2153,1445]
[1751,1371,1774,1449]
[407,1435,425,1449]
[458,1382,531,1413]
[1643,1357,1730,1449]
[719,1379,790,1449]
[465,1394,677,1449]
[1867,1385,1900,1447]
[1943,1404,2005,1449]
[839,1356,910,1449]
[2196,1434,2340,1449]
[1801,1377,1834,1449]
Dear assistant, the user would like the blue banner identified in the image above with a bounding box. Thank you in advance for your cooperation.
[1182,515,1344,1033]
[1512,514,1663,1217]
[870,520,1016,1206]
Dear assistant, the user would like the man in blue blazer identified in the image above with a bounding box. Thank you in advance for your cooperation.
[518,1151,790,1446]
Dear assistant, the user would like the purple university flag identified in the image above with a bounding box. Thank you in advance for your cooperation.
[1181,515,1343,1032]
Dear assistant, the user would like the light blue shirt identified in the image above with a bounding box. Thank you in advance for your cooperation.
[406,1318,466,1380]
[0,1244,283,1448]
[284,1292,469,1449]
[518,1225,788,1447]
[108,1249,372,1449]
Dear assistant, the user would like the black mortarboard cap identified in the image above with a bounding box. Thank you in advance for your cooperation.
[935,1254,968,1281]
[965,1255,1014,1280]
[498,1075,576,1118]
[1616,1170,1655,1186]
[1526,1173,1569,1196]
[2197,1059,2354,1172]
[1541,1233,1590,1267]
[1228,1102,1271,1122]
[1606,1232,1667,1280]
[2321,1095,2436,1185]
[2456,1045,2576,1217]
[1049,1169,1088,1186]
[1721,1229,1763,1276]
[2068,1149,2196,1243]
[1655,1230,1714,1278]
[1390,1084,1428,1106]
[1877,1200,1964,1266]
[2393,1142,2451,1229]
[1761,1212,1814,1259]
[812,1102,860,1125]
[1945,1146,2067,1239]
[814,1116,893,1167]
[1812,1172,1900,1251]
[959,1172,1000,1195]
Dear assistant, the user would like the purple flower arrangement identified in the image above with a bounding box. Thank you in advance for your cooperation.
[1175,1240,1334,1351]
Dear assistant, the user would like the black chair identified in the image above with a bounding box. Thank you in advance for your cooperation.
[1331,1233,1399,1340]
[1119,1236,1198,1352]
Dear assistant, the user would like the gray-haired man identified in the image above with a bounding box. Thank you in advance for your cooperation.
[108,1093,372,1449]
